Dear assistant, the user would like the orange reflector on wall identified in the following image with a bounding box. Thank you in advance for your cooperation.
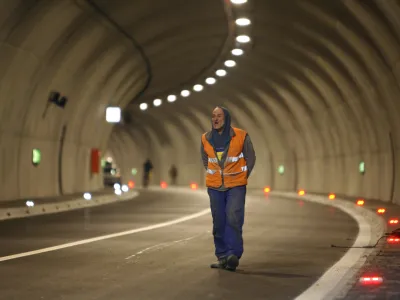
[160,181,168,189]
[389,218,399,225]
[128,181,135,189]
[328,193,336,200]
[264,186,271,193]
[356,199,365,206]
[387,236,400,243]
[298,189,305,196]
[377,208,386,214]
[190,183,198,190]
[359,275,383,285]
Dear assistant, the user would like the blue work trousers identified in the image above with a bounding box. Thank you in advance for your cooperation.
[207,185,246,259]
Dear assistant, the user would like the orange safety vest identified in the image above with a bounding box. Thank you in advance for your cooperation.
[201,127,248,188]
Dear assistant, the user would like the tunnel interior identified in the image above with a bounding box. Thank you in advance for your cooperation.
[1,0,400,204]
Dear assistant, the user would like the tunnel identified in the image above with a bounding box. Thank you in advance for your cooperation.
[0,0,400,299]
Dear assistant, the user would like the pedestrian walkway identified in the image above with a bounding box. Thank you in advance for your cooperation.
[0,187,138,221]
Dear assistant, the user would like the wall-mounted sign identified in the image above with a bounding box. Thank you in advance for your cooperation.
[278,165,285,175]
[91,149,101,174]
[106,107,121,123]
[359,161,365,174]
[32,149,41,166]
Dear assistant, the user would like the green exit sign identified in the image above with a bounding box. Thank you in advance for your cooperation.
[359,161,365,174]
[32,149,41,166]
[278,165,285,175]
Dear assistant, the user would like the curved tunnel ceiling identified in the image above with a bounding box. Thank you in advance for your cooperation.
[115,0,400,203]
[1,0,400,203]
[90,0,231,100]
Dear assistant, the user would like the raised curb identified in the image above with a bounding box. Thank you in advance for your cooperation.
[0,191,139,221]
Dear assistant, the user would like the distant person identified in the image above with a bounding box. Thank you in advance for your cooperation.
[143,159,153,188]
[169,165,178,185]
[200,106,256,272]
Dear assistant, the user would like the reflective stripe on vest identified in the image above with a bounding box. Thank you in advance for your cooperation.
[206,168,219,175]
[201,127,248,188]
[224,166,247,176]
[208,152,244,164]
[225,152,244,163]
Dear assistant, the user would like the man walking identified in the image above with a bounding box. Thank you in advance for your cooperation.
[200,106,256,271]
[143,159,153,188]
[169,164,178,185]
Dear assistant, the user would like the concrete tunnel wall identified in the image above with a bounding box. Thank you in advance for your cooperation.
[1,0,400,205]
[0,0,148,200]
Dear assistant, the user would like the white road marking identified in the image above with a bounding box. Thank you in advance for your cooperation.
[0,208,210,263]
[125,232,207,260]
[125,242,168,260]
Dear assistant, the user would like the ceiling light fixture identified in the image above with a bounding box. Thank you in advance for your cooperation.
[153,99,162,106]
[232,49,244,56]
[216,69,227,77]
[193,84,204,92]
[231,0,247,4]
[181,90,190,97]
[236,35,251,43]
[235,18,251,26]
[224,60,236,67]
[167,95,177,102]
[206,77,216,85]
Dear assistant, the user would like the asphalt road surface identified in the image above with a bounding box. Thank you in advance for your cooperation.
[0,189,358,300]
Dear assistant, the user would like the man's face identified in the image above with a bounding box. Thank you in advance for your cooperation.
[212,107,225,131]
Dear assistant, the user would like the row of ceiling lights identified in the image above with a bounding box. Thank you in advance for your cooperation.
[139,0,251,111]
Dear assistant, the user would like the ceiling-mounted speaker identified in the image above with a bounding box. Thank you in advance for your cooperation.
[49,91,60,103]
[48,91,67,108]
[58,96,68,108]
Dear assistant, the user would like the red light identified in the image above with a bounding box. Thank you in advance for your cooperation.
[328,193,336,200]
[359,275,383,285]
[190,183,198,190]
[389,218,399,225]
[160,181,168,189]
[264,186,271,193]
[128,181,135,189]
[377,208,386,214]
[387,236,400,243]
[298,189,305,196]
[356,199,365,206]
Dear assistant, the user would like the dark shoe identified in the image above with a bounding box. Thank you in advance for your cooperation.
[210,257,227,269]
[225,254,239,271]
